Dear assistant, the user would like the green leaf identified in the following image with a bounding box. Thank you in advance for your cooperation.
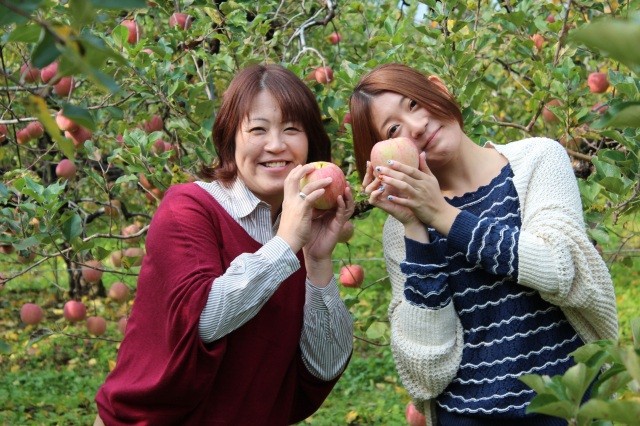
[593,102,640,129]
[7,23,41,43]
[26,95,75,159]
[68,0,95,30]
[88,0,146,8]
[13,236,40,251]
[365,321,388,340]
[526,393,577,418]
[60,104,96,131]
[31,28,62,68]
[0,340,10,354]
[632,318,640,348]
[62,213,83,241]
[570,19,640,74]
[0,0,43,26]
[27,328,54,346]
[520,374,549,394]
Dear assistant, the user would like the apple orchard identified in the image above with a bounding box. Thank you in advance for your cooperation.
[1,0,640,422]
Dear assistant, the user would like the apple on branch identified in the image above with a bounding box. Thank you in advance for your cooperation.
[587,72,609,94]
[55,158,77,180]
[20,303,44,325]
[82,259,104,283]
[108,281,130,303]
[314,66,334,84]
[120,19,142,44]
[86,316,107,336]
[63,300,87,323]
[299,161,347,210]
[169,13,193,30]
[339,264,364,288]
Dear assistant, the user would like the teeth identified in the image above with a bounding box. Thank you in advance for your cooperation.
[264,161,286,168]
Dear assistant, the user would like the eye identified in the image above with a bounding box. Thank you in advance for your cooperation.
[248,127,266,134]
[284,126,302,134]
[387,124,399,138]
[409,99,417,110]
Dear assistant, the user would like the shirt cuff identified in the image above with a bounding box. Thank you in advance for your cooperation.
[404,234,447,264]
[445,210,479,256]
[305,276,340,311]
[257,236,300,282]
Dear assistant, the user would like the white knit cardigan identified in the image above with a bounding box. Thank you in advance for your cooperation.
[382,137,619,423]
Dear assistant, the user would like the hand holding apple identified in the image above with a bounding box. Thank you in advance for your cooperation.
[299,161,347,210]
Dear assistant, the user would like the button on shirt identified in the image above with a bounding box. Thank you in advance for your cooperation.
[196,178,353,381]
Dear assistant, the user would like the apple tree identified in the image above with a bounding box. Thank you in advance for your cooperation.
[0,0,638,350]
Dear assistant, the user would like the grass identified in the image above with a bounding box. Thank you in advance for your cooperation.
[1,207,639,425]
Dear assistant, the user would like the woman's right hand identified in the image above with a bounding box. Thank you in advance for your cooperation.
[362,160,421,227]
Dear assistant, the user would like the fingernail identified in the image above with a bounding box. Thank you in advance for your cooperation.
[378,185,384,191]
[387,160,394,165]
[375,166,381,172]
[387,195,394,201]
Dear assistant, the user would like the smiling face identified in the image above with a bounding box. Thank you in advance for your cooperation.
[235,90,309,207]
[369,91,465,169]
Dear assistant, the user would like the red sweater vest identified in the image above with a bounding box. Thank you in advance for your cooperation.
[95,183,340,425]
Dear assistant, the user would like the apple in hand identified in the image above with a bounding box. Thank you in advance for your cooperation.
[370,137,420,176]
[587,72,609,93]
[299,161,347,210]
[405,401,426,426]
[20,303,44,325]
[86,316,107,336]
[339,264,364,288]
[63,300,87,323]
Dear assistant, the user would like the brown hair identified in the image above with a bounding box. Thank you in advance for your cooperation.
[349,63,463,179]
[201,63,331,184]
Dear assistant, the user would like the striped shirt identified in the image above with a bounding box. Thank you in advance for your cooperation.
[195,178,353,381]
[401,164,583,418]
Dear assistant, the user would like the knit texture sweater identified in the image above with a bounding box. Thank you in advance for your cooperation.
[95,183,341,425]
[383,138,618,424]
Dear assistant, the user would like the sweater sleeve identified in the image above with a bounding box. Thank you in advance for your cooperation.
[502,138,618,342]
[384,216,463,410]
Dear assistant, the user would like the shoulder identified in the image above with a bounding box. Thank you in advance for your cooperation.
[490,137,566,159]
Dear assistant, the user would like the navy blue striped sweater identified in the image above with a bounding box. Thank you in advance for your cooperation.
[400,164,583,418]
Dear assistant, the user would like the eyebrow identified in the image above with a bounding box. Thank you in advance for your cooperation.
[378,96,406,136]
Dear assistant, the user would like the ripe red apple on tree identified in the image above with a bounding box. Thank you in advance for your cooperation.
[16,128,31,144]
[169,13,193,30]
[53,76,74,97]
[20,303,44,325]
[123,247,145,267]
[63,300,87,323]
[82,259,103,283]
[327,31,341,44]
[26,121,44,139]
[108,281,130,303]
[0,124,7,143]
[542,99,562,123]
[55,158,77,179]
[120,19,141,44]
[339,264,364,288]
[86,316,107,336]
[530,33,544,50]
[65,126,92,147]
[314,66,333,84]
[20,63,40,83]
[299,161,347,210]
[405,402,426,426]
[40,61,59,84]
[55,110,78,132]
[143,114,164,133]
[587,72,609,94]
[121,223,142,243]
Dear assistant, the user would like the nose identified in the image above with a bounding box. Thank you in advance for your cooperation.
[264,131,286,152]
[408,117,426,140]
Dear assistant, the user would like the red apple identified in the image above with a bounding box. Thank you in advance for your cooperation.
[117,316,128,335]
[314,66,334,84]
[123,247,145,267]
[530,33,544,50]
[339,264,364,288]
[405,402,426,426]
[82,259,103,283]
[16,128,31,144]
[40,61,59,84]
[56,111,78,132]
[86,316,107,336]
[542,99,562,123]
[63,300,87,323]
[591,102,609,115]
[0,124,7,143]
[121,223,141,243]
[65,127,92,147]
[587,72,609,94]
[53,76,74,96]
[169,13,193,30]
[20,303,44,325]
[55,158,77,179]
[299,161,347,210]
[20,63,40,83]
[120,19,141,44]
[26,121,44,139]
[337,220,355,243]
[370,137,420,175]
[143,114,164,133]
[546,15,556,23]
[328,31,341,44]
[111,250,123,267]
[108,281,130,302]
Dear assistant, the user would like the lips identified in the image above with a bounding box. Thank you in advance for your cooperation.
[426,127,441,145]
[261,161,289,168]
